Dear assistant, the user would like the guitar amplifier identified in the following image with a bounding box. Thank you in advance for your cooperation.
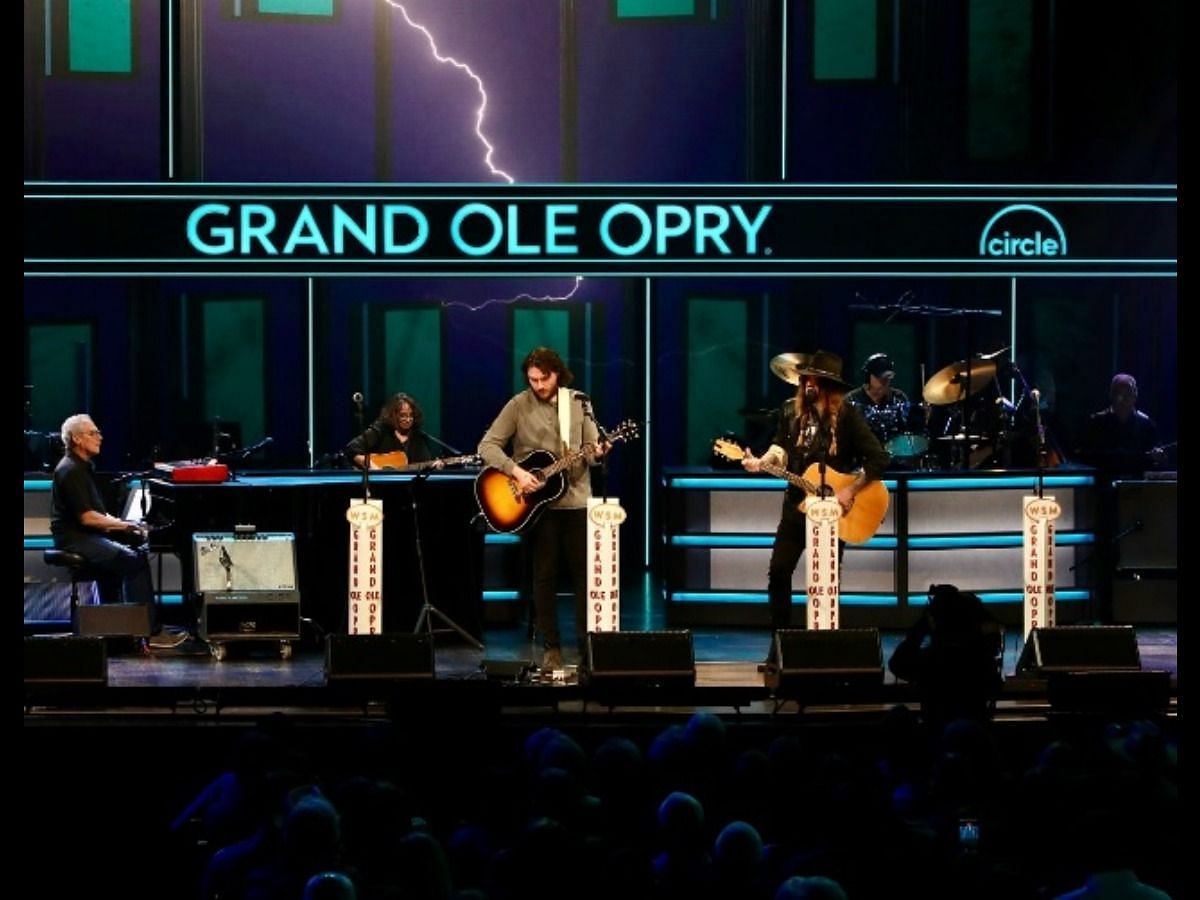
[193,533,300,641]
[193,532,298,592]
[200,590,301,641]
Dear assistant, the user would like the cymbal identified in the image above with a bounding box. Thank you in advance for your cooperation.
[769,352,810,386]
[935,433,988,442]
[923,359,999,405]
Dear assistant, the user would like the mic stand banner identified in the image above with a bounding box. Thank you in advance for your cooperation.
[347,499,384,635]
[806,498,841,630]
[1022,496,1061,637]
[586,498,626,633]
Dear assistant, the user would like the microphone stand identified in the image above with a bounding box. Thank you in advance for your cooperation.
[409,465,484,650]
[580,396,610,499]
[1032,391,1046,500]
[354,397,372,502]
[423,431,465,457]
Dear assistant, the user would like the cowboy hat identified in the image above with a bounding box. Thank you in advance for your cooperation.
[795,349,852,388]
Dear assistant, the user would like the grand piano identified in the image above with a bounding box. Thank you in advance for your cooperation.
[149,470,485,639]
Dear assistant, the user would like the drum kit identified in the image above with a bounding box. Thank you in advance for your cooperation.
[766,349,1042,470]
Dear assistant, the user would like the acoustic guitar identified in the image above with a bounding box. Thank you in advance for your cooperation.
[368,451,480,472]
[475,420,640,533]
[712,438,889,544]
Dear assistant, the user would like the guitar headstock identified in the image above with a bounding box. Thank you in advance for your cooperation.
[605,420,641,444]
[712,438,746,461]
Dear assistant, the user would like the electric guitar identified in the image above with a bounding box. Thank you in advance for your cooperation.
[712,438,889,544]
[475,420,640,533]
[368,451,480,472]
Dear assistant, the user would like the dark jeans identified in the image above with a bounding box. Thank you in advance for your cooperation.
[527,507,588,652]
[766,499,845,629]
[58,532,155,610]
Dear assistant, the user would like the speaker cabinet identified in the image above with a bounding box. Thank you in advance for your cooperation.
[585,630,696,688]
[75,602,152,637]
[325,633,435,683]
[1016,626,1141,675]
[24,636,107,687]
[766,628,883,696]
[1115,480,1177,570]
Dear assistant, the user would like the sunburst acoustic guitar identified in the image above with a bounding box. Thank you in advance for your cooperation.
[712,438,889,544]
[475,420,640,533]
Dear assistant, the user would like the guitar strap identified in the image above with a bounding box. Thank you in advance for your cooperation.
[556,387,573,452]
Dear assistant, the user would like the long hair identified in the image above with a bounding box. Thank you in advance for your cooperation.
[794,380,847,454]
[377,392,423,431]
[522,346,574,387]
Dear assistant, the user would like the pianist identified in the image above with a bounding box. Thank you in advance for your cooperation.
[51,414,155,617]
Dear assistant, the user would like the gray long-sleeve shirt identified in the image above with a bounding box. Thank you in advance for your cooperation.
[477,389,599,509]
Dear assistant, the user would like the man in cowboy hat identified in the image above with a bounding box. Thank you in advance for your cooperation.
[741,350,890,631]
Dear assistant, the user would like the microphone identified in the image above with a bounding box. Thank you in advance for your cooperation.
[573,391,591,402]
[995,397,1017,415]
[352,392,364,408]
[1031,389,1045,448]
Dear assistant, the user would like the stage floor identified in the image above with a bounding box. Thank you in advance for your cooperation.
[23,621,1157,728]
[97,624,1180,690]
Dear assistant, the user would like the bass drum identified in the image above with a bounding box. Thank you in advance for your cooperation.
[885,432,930,460]
[883,401,930,465]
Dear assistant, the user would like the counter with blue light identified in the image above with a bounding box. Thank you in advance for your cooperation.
[662,467,1097,628]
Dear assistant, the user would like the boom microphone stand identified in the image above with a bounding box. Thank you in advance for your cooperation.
[409,466,484,650]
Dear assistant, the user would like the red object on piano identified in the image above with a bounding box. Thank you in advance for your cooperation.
[154,461,230,483]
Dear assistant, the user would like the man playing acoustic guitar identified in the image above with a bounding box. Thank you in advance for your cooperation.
[477,347,608,671]
[738,350,889,630]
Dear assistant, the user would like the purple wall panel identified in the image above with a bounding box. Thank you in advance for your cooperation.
[575,4,749,182]
[41,2,161,180]
[202,3,377,181]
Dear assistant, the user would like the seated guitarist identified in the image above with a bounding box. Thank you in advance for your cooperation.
[740,350,889,631]
[478,347,607,671]
[346,392,439,470]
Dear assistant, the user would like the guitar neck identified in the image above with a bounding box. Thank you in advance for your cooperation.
[542,443,600,478]
[758,460,816,495]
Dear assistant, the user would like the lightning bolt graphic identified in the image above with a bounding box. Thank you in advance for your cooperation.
[440,276,584,312]
[382,1,580,309]
[384,0,515,184]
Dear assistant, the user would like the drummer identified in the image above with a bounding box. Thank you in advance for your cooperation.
[845,353,910,447]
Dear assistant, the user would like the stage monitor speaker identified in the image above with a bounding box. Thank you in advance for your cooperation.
[1115,480,1177,570]
[766,628,883,696]
[24,636,107,687]
[75,602,152,638]
[585,630,696,688]
[1016,626,1141,675]
[193,532,298,592]
[325,633,435,683]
